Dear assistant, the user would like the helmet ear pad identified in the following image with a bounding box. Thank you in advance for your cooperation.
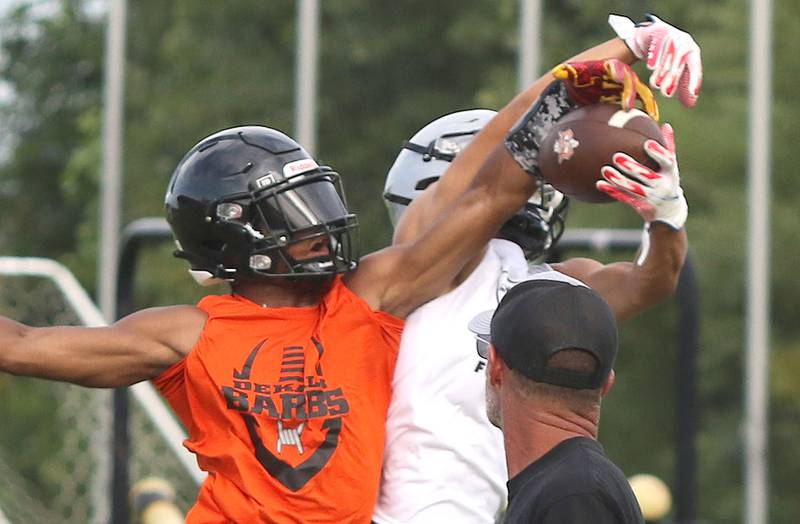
[169,195,265,281]
[215,219,259,273]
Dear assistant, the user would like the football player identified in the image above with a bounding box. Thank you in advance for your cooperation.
[374,14,700,524]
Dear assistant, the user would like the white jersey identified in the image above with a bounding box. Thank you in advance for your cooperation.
[374,239,562,524]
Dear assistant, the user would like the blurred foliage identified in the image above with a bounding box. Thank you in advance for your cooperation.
[1,0,799,522]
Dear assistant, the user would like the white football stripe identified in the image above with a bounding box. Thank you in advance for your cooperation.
[608,108,647,129]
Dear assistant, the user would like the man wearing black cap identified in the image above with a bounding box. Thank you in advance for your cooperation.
[470,274,644,524]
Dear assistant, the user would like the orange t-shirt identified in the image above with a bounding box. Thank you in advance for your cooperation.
[153,276,403,523]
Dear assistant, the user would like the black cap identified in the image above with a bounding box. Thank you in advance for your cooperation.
[468,278,618,389]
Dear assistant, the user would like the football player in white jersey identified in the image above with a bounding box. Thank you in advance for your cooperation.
[374,14,701,524]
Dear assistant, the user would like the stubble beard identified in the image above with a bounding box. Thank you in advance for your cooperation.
[485,372,503,429]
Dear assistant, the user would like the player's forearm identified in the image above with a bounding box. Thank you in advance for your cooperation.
[636,223,688,295]
[394,75,553,245]
[396,38,636,245]
[569,38,637,66]
[464,144,540,242]
[430,147,537,274]
[560,225,687,321]
[620,224,688,319]
[384,152,537,316]
[0,316,32,374]
[0,320,154,387]
[0,321,85,381]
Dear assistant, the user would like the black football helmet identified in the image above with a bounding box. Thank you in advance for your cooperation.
[165,126,358,285]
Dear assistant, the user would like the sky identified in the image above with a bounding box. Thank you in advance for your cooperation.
[0,0,14,159]
[0,0,58,18]
[0,0,54,104]
[0,0,58,156]
[0,0,105,100]
[0,0,105,160]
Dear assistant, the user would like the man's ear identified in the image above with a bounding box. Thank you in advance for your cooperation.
[601,369,616,397]
[488,344,505,386]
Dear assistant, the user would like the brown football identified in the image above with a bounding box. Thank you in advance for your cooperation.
[538,103,663,203]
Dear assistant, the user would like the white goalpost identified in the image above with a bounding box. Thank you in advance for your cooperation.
[0,257,203,524]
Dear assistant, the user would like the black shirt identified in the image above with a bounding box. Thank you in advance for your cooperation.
[504,437,644,524]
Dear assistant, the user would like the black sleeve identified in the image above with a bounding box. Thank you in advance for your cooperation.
[540,493,623,524]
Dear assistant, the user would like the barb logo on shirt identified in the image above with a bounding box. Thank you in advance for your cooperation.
[220,337,350,491]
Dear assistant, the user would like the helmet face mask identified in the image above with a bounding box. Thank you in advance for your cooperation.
[220,170,359,278]
[166,126,359,285]
[499,184,569,261]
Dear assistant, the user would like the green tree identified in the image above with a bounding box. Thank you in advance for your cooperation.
[1,1,799,522]
[0,2,102,264]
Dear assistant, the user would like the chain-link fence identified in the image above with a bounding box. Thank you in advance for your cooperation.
[0,259,201,523]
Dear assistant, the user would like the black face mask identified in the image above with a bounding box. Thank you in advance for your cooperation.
[498,196,568,261]
[241,170,360,279]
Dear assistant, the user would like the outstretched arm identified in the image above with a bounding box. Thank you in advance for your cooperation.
[392,38,636,246]
[0,306,205,387]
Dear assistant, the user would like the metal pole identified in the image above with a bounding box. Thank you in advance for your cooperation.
[116,218,174,317]
[675,253,699,522]
[518,0,541,91]
[99,0,127,322]
[745,0,773,522]
[101,1,128,522]
[295,0,320,154]
[115,219,208,486]
[112,386,130,524]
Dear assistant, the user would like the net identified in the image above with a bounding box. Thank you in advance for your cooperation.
[0,259,201,523]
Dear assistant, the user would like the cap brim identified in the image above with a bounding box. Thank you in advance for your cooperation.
[468,310,494,340]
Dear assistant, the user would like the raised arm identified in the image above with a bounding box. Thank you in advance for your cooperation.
[392,38,636,246]
[394,10,704,246]
[554,123,689,320]
[350,57,658,318]
[352,142,538,318]
[0,306,205,387]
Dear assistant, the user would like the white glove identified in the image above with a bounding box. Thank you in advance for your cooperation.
[596,123,688,230]
[608,14,703,108]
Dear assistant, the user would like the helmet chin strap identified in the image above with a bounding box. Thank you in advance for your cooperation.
[635,223,651,266]
[497,229,549,260]
[188,269,231,287]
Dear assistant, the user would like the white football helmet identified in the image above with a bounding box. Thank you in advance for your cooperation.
[383,109,496,226]
[383,109,569,260]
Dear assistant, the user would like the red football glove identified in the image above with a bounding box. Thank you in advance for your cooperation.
[596,123,688,230]
[552,59,659,121]
[609,14,703,108]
